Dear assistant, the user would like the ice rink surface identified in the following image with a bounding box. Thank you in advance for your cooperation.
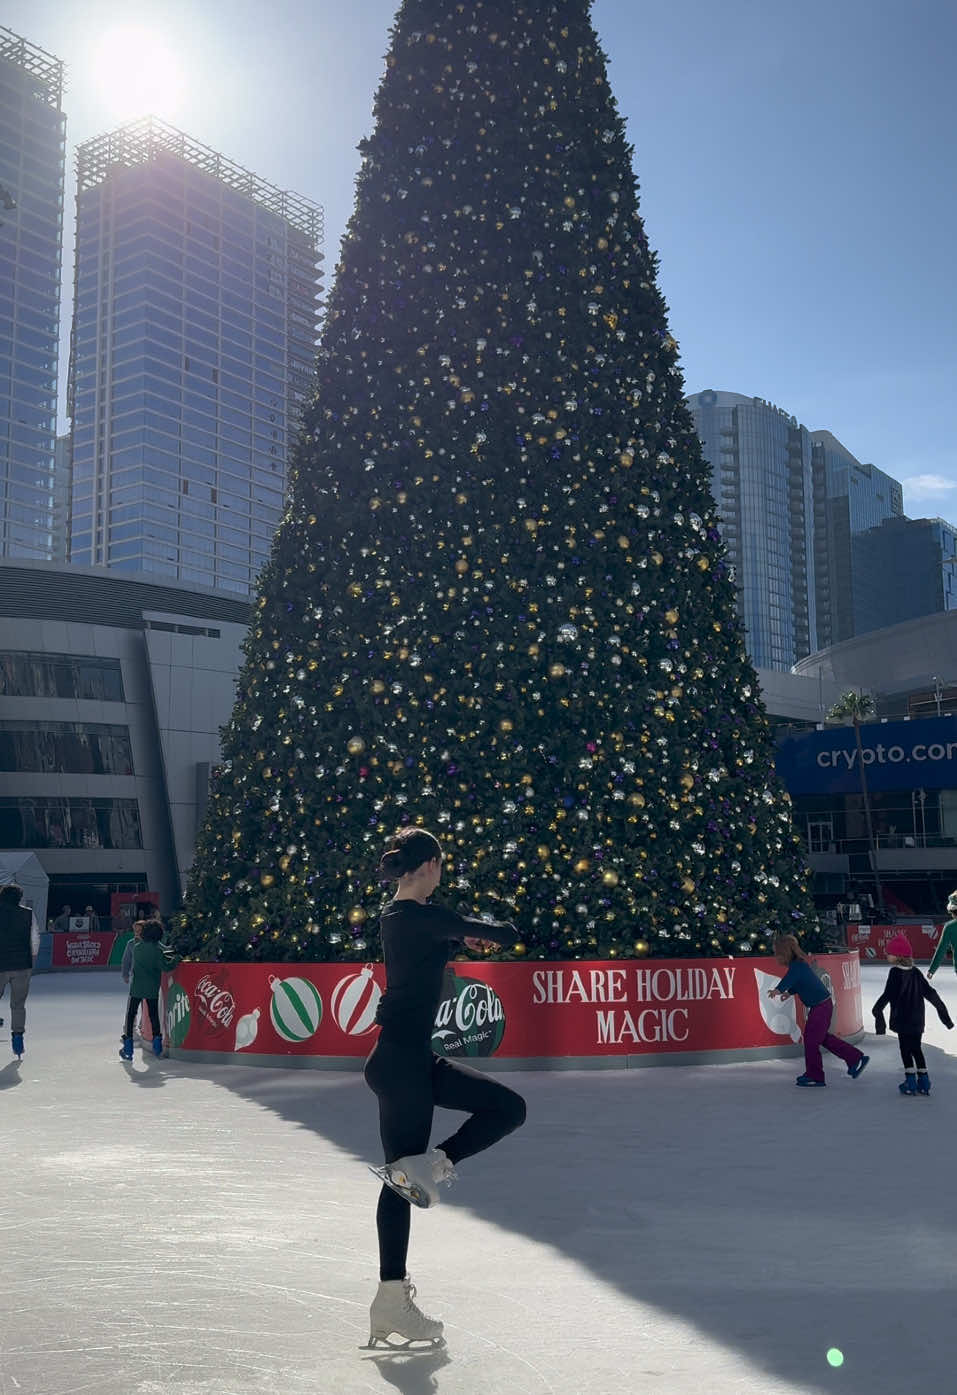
[2,964,955,1395]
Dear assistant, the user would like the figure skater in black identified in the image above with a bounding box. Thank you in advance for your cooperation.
[363,827,526,1348]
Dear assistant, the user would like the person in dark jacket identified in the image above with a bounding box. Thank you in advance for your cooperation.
[119,921,180,1061]
[0,882,39,1058]
[769,933,869,1087]
[873,932,953,1095]
[363,826,526,1350]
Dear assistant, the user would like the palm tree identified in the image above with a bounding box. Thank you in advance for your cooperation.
[827,690,886,919]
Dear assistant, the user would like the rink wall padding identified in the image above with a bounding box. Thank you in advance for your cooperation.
[846,921,943,962]
[163,953,862,1071]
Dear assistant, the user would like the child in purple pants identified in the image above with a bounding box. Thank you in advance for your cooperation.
[769,934,869,1087]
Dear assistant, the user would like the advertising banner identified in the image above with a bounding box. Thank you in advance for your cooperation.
[166,953,862,1062]
[846,922,942,963]
[775,715,957,796]
[49,929,134,969]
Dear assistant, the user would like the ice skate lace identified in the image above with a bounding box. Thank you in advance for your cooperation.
[403,1280,436,1321]
[430,1149,458,1186]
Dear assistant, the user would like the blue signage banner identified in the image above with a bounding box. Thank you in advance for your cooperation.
[775,715,957,796]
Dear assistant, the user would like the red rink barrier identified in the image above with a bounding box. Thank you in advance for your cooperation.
[846,922,943,963]
[165,953,862,1066]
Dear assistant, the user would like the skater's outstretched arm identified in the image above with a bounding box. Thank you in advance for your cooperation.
[419,903,517,947]
[872,968,896,1034]
[919,972,955,1029]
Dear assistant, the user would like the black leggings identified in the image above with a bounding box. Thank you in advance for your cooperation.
[364,1037,526,1281]
[124,996,161,1038]
[898,1033,927,1071]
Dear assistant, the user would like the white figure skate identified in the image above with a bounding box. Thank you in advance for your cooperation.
[363,1275,444,1350]
[368,1153,440,1208]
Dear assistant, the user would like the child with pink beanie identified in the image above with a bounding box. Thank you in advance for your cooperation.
[873,932,953,1095]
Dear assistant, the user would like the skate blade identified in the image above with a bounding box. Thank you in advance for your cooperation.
[367,1164,433,1209]
[361,1332,445,1352]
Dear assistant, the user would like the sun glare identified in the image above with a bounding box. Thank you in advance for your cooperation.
[90,26,185,122]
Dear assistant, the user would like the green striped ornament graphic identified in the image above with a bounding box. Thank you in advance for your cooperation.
[268,975,323,1042]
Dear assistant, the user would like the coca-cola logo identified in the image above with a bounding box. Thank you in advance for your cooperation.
[432,970,506,1058]
[194,973,236,1030]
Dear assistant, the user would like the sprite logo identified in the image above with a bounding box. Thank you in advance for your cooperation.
[431,969,506,1058]
[165,981,191,1048]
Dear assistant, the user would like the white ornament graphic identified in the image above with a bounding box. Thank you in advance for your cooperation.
[268,975,323,1043]
[235,1007,260,1051]
[331,964,382,1036]
[753,968,802,1042]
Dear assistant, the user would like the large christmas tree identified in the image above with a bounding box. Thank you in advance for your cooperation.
[180,0,821,964]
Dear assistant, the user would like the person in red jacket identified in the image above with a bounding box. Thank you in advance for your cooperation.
[873,932,953,1095]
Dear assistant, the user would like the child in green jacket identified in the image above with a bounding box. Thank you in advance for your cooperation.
[927,892,957,980]
[120,921,180,1060]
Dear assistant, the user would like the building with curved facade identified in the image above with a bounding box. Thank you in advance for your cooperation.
[0,559,248,924]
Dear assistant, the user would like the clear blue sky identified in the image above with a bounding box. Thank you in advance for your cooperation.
[9,0,956,518]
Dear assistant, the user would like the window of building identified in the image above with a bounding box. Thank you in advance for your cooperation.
[0,721,134,775]
[0,797,142,849]
[0,653,125,701]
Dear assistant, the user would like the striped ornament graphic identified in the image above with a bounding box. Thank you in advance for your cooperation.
[268,975,323,1042]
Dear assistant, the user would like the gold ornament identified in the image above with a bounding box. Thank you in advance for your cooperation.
[549,663,566,678]
[260,873,275,888]
[348,907,367,925]
[347,736,366,755]
[633,939,650,957]
[499,718,514,733]
[664,609,679,625]
[574,857,591,874]
[681,878,695,894]
[602,869,619,887]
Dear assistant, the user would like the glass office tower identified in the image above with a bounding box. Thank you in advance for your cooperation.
[68,118,323,593]
[810,429,903,646]
[688,390,816,671]
[852,516,957,635]
[0,28,66,560]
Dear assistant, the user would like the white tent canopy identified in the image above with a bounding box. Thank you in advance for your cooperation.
[0,851,49,932]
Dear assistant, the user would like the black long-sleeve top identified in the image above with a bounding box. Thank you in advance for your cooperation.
[872,964,953,1036]
[375,899,516,1046]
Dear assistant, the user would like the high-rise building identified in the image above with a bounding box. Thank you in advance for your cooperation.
[68,118,323,593]
[688,390,815,670]
[0,28,66,560]
[810,429,903,647]
[852,515,957,635]
[52,431,71,560]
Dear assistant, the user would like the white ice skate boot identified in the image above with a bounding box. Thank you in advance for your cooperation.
[430,1147,458,1191]
[364,1275,444,1349]
[368,1153,440,1208]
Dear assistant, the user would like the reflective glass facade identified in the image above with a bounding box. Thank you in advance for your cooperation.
[0,29,65,560]
[689,390,815,671]
[68,120,322,594]
[0,795,142,849]
[853,516,957,636]
[810,430,903,646]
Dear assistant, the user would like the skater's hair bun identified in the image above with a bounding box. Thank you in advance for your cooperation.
[379,828,442,880]
[0,882,23,904]
[141,921,164,943]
